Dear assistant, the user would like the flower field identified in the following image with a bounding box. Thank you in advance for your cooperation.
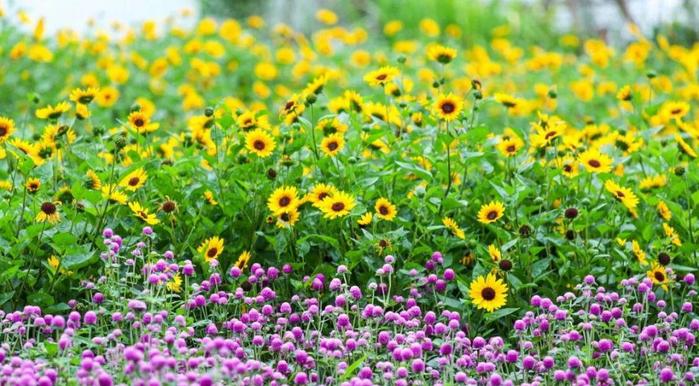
[1,3,699,384]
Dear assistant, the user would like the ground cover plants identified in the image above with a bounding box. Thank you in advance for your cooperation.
[0,3,698,384]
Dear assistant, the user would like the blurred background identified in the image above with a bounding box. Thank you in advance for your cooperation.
[4,0,699,44]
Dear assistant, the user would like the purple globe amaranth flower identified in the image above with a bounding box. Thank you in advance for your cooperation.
[659,367,674,383]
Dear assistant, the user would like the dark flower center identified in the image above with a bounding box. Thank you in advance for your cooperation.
[318,192,329,201]
[207,248,218,258]
[654,271,665,282]
[563,165,573,172]
[128,177,141,186]
[441,102,455,114]
[253,140,266,150]
[134,118,144,127]
[588,159,601,168]
[280,213,290,221]
[671,108,682,115]
[331,202,345,212]
[379,206,389,215]
[0,125,7,136]
[481,287,496,301]
[279,196,291,207]
[487,210,498,220]
[376,74,387,81]
[327,141,338,151]
[41,202,56,215]
[506,145,516,152]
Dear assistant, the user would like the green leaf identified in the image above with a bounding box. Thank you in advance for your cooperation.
[62,249,97,270]
[340,353,368,381]
[0,291,15,306]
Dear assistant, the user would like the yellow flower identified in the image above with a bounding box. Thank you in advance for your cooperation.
[488,244,501,262]
[442,217,465,239]
[363,66,399,87]
[306,184,338,207]
[48,255,60,271]
[675,134,697,158]
[319,191,356,219]
[198,236,224,264]
[427,44,457,64]
[276,209,300,229]
[657,201,672,221]
[374,198,397,221]
[604,180,639,216]
[497,137,524,157]
[235,250,252,271]
[120,168,148,191]
[663,223,682,246]
[25,178,41,193]
[245,129,276,158]
[36,202,60,224]
[578,149,613,173]
[0,116,16,143]
[268,186,299,215]
[315,9,338,25]
[320,133,345,157]
[358,212,373,227]
[166,274,182,292]
[85,170,102,190]
[631,240,648,265]
[204,190,218,205]
[433,94,463,121]
[101,184,127,205]
[647,263,670,289]
[96,87,120,107]
[69,87,99,104]
[477,201,505,224]
[469,273,508,312]
[128,111,159,133]
[128,202,160,225]
[639,175,667,191]
[35,102,70,120]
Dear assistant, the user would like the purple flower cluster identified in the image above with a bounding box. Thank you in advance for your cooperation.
[0,228,697,385]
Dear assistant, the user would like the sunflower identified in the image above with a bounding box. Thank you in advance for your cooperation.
[320,133,345,157]
[363,66,399,87]
[358,212,373,227]
[25,178,41,193]
[660,101,689,121]
[497,137,524,157]
[578,148,613,173]
[306,183,338,207]
[166,274,182,292]
[442,217,465,239]
[427,44,457,64]
[674,134,697,158]
[469,273,508,312]
[96,87,120,107]
[128,202,160,225]
[35,102,71,120]
[244,128,276,158]
[55,186,74,204]
[198,236,224,264]
[647,263,670,289]
[69,87,99,105]
[36,201,60,224]
[488,244,502,262]
[276,209,300,228]
[616,85,632,102]
[433,94,463,121]
[85,170,102,190]
[374,197,397,221]
[204,190,218,205]
[477,201,505,224]
[319,191,356,219]
[127,111,159,133]
[631,240,648,265]
[493,93,519,109]
[639,175,667,191]
[235,250,252,271]
[120,168,148,191]
[604,180,639,216]
[663,223,682,246]
[101,184,127,205]
[556,156,579,178]
[657,201,672,221]
[0,117,15,143]
[268,186,299,215]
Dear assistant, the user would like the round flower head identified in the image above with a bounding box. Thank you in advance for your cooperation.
[469,273,508,312]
